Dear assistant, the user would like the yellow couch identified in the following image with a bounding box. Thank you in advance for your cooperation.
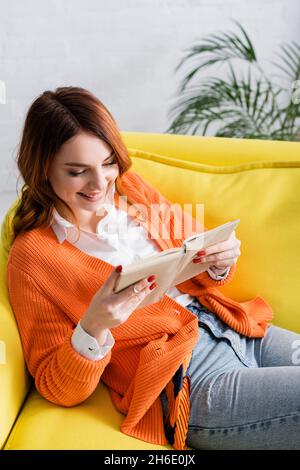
[1,132,300,450]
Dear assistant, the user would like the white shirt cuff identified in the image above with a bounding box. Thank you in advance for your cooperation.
[71,321,115,361]
[207,266,230,280]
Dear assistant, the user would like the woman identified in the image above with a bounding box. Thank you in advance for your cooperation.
[7,86,300,450]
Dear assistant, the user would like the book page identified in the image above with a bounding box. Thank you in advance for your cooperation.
[113,219,240,310]
[113,247,185,308]
[118,246,182,275]
[172,219,240,285]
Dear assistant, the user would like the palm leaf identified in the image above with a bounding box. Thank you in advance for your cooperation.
[175,22,257,93]
[167,72,284,139]
[273,42,300,81]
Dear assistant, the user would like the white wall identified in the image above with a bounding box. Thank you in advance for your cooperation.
[0,0,299,192]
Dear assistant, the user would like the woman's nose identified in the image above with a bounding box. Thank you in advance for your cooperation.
[89,171,107,190]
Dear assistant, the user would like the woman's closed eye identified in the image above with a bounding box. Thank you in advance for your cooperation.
[68,160,117,176]
[68,170,87,176]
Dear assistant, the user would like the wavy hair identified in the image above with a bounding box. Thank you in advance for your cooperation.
[12,86,133,243]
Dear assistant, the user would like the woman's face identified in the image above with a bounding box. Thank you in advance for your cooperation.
[48,131,119,231]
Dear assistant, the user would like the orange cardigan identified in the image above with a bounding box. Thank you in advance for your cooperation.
[7,170,274,447]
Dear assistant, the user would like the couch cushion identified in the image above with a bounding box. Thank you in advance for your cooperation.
[4,382,172,450]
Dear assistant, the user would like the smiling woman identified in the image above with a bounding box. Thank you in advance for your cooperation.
[47,131,120,233]
[11,86,133,243]
[7,86,300,451]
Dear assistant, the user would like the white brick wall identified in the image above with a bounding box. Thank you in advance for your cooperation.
[0,0,299,192]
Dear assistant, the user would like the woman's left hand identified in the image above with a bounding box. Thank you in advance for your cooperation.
[192,230,241,272]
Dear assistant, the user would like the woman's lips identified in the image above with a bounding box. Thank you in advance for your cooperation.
[77,192,103,202]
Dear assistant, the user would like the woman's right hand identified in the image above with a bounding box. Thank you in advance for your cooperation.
[80,265,157,338]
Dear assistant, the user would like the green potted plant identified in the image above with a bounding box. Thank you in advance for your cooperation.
[166,21,300,140]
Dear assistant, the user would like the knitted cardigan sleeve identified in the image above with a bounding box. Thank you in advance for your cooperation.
[7,262,110,407]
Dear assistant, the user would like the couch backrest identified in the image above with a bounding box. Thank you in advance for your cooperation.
[1,132,300,448]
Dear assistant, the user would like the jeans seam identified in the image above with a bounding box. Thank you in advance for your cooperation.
[188,411,300,432]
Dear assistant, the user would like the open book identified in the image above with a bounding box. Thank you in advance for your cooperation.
[114,219,240,309]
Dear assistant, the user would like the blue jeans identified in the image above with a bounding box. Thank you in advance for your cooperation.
[184,299,300,450]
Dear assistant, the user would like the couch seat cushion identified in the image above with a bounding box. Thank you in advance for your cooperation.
[4,382,171,450]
